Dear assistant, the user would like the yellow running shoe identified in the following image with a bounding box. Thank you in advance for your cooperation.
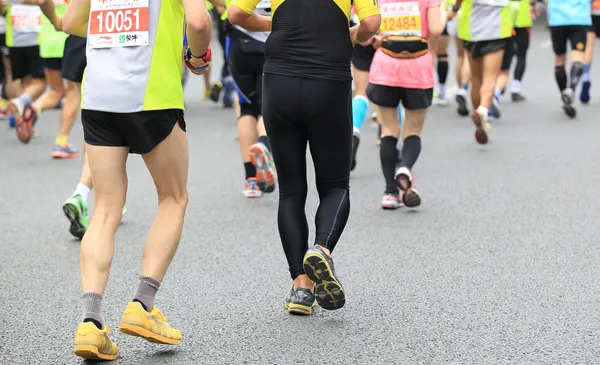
[119,301,182,345]
[74,322,119,361]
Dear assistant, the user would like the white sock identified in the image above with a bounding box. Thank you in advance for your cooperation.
[353,127,361,136]
[74,183,91,203]
[439,84,446,95]
[477,105,489,118]
[511,80,521,93]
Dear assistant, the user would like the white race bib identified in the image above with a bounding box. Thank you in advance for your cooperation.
[53,0,69,5]
[474,0,508,7]
[10,5,41,33]
[88,0,150,49]
[379,2,422,37]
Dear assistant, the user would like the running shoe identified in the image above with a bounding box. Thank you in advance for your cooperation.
[381,193,402,210]
[561,88,576,118]
[433,93,449,106]
[351,134,360,171]
[302,245,345,310]
[74,322,119,361]
[243,178,262,198]
[203,88,210,99]
[248,143,276,193]
[489,97,501,119]
[580,81,591,104]
[285,286,316,315]
[63,194,89,239]
[51,144,80,159]
[210,80,223,102]
[471,108,490,145]
[511,92,526,102]
[119,301,182,345]
[16,105,37,144]
[456,88,469,117]
[395,166,421,208]
[222,76,234,108]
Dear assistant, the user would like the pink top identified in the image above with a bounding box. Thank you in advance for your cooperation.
[369,0,439,89]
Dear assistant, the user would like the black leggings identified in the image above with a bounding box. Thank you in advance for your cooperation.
[262,73,352,280]
[500,28,530,81]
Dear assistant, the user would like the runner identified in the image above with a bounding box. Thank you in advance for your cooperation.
[580,0,600,103]
[3,0,48,143]
[369,0,443,210]
[445,0,472,116]
[229,0,380,315]
[36,0,81,158]
[450,0,513,144]
[62,0,212,360]
[431,0,452,106]
[491,0,530,117]
[226,0,276,198]
[546,0,591,118]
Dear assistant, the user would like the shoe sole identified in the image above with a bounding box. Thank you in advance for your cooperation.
[403,188,421,208]
[63,203,86,239]
[52,152,80,159]
[119,323,182,345]
[471,113,489,145]
[303,252,345,310]
[285,302,313,315]
[248,145,276,193]
[456,94,469,116]
[74,345,118,361]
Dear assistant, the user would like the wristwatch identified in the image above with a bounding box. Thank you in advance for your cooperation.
[452,4,460,12]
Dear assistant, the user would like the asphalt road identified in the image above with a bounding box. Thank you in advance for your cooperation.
[2,24,600,365]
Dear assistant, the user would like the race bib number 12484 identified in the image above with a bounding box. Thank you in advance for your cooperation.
[89,0,149,49]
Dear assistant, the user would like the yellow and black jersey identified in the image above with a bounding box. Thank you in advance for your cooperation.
[232,0,380,81]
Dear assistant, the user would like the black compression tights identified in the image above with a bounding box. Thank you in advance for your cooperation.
[262,73,352,280]
[513,27,530,81]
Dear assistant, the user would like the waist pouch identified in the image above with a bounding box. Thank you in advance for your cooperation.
[381,35,428,59]
[239,38,265,54]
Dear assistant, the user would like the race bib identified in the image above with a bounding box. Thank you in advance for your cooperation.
[256,0,271,9]
[380,2,422,37]
[88,0,149,49]
[53,0,69,4]
[474,0,508,7]
[11,5,42,33]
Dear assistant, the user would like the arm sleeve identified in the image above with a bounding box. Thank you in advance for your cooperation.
[354,0,381,21]
[230,0,261,14]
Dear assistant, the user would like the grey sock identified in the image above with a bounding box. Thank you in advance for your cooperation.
[133,276,161,311]
[82,292,104,328]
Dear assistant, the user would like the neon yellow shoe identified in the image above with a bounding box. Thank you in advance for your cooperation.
[74,322,119,361]
[119,301,182,345]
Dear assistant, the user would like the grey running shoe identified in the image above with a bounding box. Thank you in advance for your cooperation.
[285,286,315,315]
[302,245,345,310]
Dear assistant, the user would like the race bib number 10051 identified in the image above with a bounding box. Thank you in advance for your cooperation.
[89,0,149,49]
[379,2,422,37]
[11,5,42,33]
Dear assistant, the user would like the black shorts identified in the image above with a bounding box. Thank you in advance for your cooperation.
[62,35,87,83]
[9,45,44,80]
[228,28,264,118]
[0,34,7,56]
[463,39,507,58]
[590,16,600,38]
[550,25,587,55]
[367,84,433,110]
[500,37,515,71]
[82,109,186,155]
[43,57,62,70]
[351,44,376,71]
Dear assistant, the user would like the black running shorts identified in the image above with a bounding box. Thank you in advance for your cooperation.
[590,16,600,38]
[61,35,87,83]
[82,109,186,155]
[351,43,376,71]
[367,84,433,110]
[9,45,45,80]
[43,57,62,70]
[463,38,507,59]
[550,25,587,55]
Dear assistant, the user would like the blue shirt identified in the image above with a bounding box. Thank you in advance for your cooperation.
[548,0,592,27]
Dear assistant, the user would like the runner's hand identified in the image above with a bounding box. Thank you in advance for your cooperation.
[184,46,212,76]
[530,3,539,21]
[0,0,7,15]
[446,9,456,20]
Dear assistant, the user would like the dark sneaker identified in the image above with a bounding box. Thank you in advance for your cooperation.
[285,286,315,315]
[511,92,526,102]
[302,246,345,310]
[351,134,360,171]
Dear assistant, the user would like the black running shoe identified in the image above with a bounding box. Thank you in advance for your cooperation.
[209,81,223,103]
[285,286,315,315]
[351,134,360,171]
[511,92,526,102]
[302,246,345,310]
